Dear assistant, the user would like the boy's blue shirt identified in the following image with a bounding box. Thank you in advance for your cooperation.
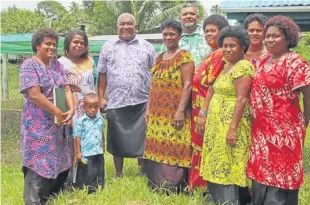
[72,113,104,157]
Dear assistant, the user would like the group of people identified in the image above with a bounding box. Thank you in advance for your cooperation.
[19,3,310,205]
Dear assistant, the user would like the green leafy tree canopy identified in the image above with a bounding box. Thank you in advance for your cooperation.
[105,0,205,34]
[1,6,45,34]
[37,0,67,18]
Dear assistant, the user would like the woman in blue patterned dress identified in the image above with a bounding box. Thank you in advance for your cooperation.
[19,28,75,205]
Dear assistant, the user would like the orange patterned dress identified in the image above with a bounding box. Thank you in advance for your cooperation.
[144,50,193,168]
[189,49,225,190]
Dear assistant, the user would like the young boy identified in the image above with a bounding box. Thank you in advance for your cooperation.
[72,93,105,193]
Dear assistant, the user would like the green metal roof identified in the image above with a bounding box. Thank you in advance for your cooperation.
[221,0,310,8]
[221,0,310,31]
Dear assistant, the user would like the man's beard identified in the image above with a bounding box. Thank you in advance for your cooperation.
[183,22,197,29]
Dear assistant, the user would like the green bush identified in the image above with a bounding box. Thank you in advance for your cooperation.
[294,32,310,63]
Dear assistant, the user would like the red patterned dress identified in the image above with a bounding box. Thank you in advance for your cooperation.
[189,49,225,189]
[247,52,310,190]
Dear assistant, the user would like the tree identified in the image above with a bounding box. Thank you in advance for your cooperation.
[104,0,205,33]
[294,33,310,63]
[52,1,89,34]
[37,0,67,18]
[210,4,223,15]
[82,0,95,12]
[82,1,117,35]
[1,6,45,34]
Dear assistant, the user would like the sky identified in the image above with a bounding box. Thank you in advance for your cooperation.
[0,0,223,13]
[0,0,78,10]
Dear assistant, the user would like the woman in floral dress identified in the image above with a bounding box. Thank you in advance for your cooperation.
[144,20,194,192]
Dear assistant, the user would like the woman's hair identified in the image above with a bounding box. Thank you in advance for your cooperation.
[31,28,59,53]
[203,14,229,32]
[160,19,182,34]
[217,26,250,53]
[64,29,89,58]
[243,13,268,30]
[264,15,300,49]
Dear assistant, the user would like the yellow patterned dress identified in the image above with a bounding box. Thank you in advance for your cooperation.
[200,60,254,187]
[144,50,193,191]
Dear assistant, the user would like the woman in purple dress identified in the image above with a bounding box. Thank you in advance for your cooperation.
[19,28,75,205]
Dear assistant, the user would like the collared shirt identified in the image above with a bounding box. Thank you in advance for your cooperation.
[72,113,104,157]
[179,25,210,68]
[97,36,157,109]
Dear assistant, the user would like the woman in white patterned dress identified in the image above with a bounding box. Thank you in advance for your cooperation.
[58,29,98,186]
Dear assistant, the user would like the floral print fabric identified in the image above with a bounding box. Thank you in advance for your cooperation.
[97,37,156,109]
[200,60,254,187]
[179,26,210,68]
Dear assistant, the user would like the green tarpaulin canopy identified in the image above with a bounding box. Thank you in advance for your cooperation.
[1,33,163,54]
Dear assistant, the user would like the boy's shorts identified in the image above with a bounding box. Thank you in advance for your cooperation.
[75,154,105,193]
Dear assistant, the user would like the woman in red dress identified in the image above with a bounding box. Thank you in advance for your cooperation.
[189,14,229,191]
[247,15,310,205]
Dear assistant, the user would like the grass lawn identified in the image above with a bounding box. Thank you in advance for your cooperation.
[1,128,310,205]
[1,64,310,204]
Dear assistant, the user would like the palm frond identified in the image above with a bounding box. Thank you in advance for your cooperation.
[130,0,137,20]
[104,1,121,18]
[137,0,161,31]
[144,4,183,31]
[137,0,158,15]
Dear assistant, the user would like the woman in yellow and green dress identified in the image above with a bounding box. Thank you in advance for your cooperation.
[199,26,254,204]
[144,19,194,192]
